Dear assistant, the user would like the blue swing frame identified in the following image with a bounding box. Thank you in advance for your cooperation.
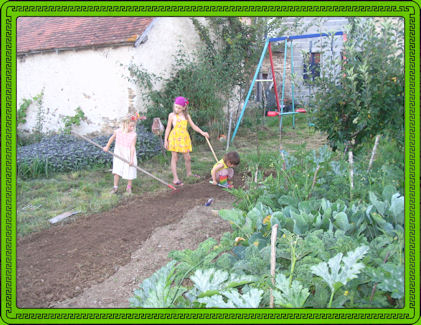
[230,31,344,145]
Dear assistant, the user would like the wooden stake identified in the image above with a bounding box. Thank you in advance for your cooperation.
[254,167,259,183]
[307,165,320,200]
[270,224,279,308]
[348,150,354,200]
[368,135,380,172]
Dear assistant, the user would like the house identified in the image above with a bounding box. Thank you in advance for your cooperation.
[17,17,352,136]
[17,17,204,135]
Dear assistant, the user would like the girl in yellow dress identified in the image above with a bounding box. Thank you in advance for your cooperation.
[164,96,209,186]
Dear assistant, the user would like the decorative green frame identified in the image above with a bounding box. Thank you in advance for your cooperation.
[1,1,420,324]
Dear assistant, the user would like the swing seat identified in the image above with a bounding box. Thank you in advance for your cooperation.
[267,111,279,117]
[267,108,306,116]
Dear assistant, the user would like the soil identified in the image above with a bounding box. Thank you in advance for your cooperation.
[17,176,241,308]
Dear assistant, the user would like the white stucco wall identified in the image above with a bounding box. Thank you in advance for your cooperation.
[127,17,204,117]
[17,17,203,135]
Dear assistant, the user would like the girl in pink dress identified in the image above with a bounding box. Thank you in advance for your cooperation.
[103,115,138,194]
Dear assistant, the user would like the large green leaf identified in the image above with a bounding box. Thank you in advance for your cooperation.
[311,245,369,291]
[389,193,404,225]
[291,210,309,235]
[130,260,185,308]
[298,200,320,214]
[219,208,245,230]
[374,264,404,299]
[321,198,332,218]
[291,210,314,235]
[273,273,310,308]
[191,269,229,293]
[333,211,351,232]
[190,268,256,299]
[369,192,386,215]
[278,195,299,207]
[198,287,264,308]
[271,211,294,233]
[382,185,397,202]
[244,202,271,234]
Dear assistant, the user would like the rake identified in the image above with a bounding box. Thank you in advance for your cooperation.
[72,131,176,191]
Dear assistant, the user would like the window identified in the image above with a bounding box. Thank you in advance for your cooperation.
[303,52,321,81]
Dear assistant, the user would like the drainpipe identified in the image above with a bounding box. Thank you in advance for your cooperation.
[134,18,158,47]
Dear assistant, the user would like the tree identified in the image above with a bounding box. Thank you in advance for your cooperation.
[309,18,404,153]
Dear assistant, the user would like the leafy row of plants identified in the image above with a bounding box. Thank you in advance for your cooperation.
[17,125,161,179]
[234,141,403,210]
[129,144,404,308]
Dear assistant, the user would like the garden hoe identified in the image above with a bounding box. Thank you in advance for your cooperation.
[72,131,177,191]
[205,138,233,189]
[205,137,219,163]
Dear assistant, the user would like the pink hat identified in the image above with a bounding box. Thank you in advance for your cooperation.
[174,96,189,107]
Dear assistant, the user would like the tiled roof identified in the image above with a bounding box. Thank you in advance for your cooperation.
[17,17,154,54]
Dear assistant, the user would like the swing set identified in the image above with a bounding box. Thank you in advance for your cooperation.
[230,31,344,145]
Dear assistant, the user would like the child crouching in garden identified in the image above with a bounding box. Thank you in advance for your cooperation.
[103,114,138,194]
[211,151,240,189]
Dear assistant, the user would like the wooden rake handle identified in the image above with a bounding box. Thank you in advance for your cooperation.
[72,131,176,190]
[205,137,218,163]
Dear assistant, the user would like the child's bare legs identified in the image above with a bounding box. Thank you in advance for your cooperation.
[110,174,120,193]
[171,151,181,183]
[216,168,234,186]
[126,179,133,193]
[183,152,192,177]
[227,168,234,184]
[113,174,120,187]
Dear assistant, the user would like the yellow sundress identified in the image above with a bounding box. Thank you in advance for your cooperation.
[168,114,192,153]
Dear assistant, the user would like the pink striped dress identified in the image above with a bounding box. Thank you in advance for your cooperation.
[112,129,137,180]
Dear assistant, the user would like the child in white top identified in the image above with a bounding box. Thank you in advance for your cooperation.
[103,115,138,194]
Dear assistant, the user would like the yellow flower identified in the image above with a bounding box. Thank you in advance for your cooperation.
[344,290,349,296]
[282,234,287,239]
[253,241,259,247]
[263,215,271,225]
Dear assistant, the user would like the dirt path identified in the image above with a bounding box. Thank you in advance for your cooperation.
[52,201,233,308]
[17,178,238,308]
